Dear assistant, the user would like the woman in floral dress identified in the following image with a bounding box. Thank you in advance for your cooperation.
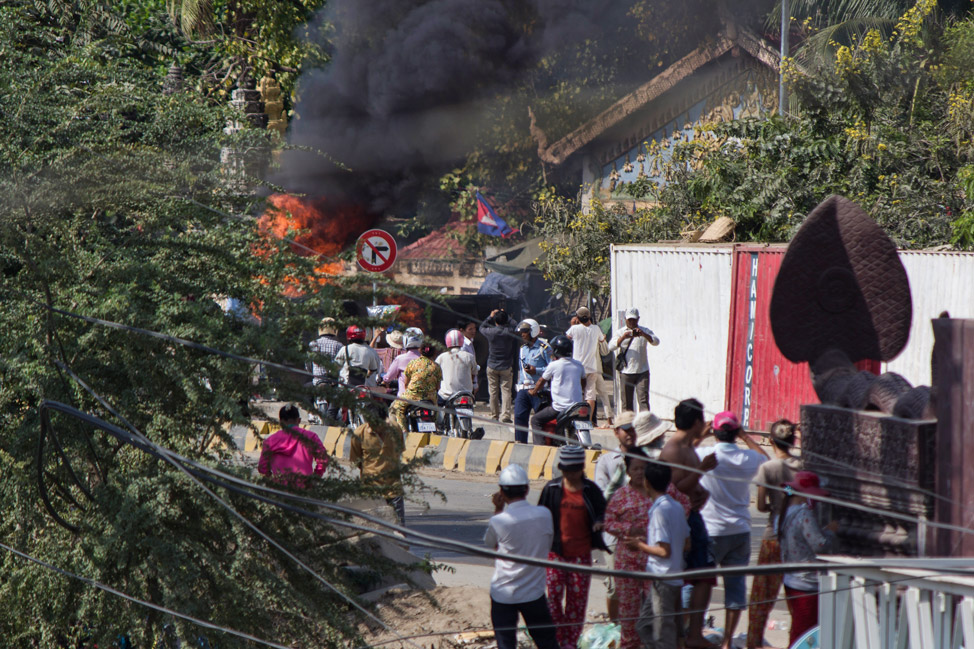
[391,344,442,431]
[603,447,654,649]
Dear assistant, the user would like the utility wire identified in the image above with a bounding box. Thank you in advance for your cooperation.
[23,291,970,538]
[50,367,424,649]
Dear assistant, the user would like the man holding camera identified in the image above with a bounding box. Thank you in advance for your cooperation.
[481,309,518,423]
[607,307,660,413]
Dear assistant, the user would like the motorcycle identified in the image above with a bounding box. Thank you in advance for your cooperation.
[404,401,439,434]
[441,391,484,439]
[538,391,592,446]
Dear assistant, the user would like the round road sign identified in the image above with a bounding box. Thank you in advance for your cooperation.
[356,229,398,273]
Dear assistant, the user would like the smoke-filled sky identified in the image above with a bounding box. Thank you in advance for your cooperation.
[277,0,721,216]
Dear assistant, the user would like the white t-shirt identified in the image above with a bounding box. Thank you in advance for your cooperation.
[645,494,690,586]
[335,343,383,386]
[542,357,586,412]
[435,349,478,400]
[698,442,768,536]
[484,500,554,604]
[567,323,604,374]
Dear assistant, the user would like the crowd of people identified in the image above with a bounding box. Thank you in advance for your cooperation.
[486,400,835,649]
[305,303,660,445]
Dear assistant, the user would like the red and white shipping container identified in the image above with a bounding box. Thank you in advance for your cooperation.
[610,243,974,429]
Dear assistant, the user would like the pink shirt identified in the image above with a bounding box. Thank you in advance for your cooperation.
[257,427,328,478]
[383,350,421,397]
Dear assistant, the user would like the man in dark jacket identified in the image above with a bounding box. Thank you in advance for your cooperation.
[537,445,608,649]
[481,309,518,422]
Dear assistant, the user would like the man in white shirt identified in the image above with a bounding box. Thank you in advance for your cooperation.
[528,335,586,445]
[485,465,559,649]
[607,307,659,413]
[567,307,614,425]
[435,329,478,402]
[697,411,768,649]
[334,325,383,387]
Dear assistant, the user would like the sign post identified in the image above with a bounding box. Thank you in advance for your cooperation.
[355,229,398,307]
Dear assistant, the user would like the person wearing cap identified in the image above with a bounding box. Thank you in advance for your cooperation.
[747,419,802,649]
[382,329,423,397]
[697,410,768,649]
[659,398,718,649]
[603,446,655,649]
[514,319,551,444]
[309,318,343,424]
[485,464,559,649]
[481,309,518,423]
[567,307,614,426]
[607,308,659,413]
[778,471,837,647]
[537,446,608,649]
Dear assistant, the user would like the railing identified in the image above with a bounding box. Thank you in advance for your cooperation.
[820,557,974,649]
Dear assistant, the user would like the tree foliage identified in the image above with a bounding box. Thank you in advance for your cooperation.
[538,1,974,293]
[0,2,420,646]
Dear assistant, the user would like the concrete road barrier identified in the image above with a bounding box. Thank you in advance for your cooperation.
[442,437,468,471]
[545,447,602,480]
[321,426,346,455]
[501,442,535,475]
[334,431,352,459]
[458,439,509,474]
[245,420,271,452]
[528,446,555,480]
[402,432,431,461]
[420,434,446,465]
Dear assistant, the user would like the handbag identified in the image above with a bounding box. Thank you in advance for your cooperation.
[614,334,635,372]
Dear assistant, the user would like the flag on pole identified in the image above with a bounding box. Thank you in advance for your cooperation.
[476,192,518,238]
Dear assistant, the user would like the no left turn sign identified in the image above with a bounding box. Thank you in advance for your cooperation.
[356,229,398,273]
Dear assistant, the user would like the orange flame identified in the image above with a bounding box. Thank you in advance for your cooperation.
[257,194,378,295]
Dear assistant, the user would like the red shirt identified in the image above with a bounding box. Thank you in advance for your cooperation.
[559,486,592,558]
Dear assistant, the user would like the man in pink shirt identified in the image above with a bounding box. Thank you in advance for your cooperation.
[258,404,329,481]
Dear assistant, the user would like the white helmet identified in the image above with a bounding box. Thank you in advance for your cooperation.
[498,464,529,486]
[403,332,423,349]
[517,318,540,338]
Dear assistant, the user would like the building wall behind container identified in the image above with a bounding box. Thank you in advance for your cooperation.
[885,252,974,385]
[610,245,733,418]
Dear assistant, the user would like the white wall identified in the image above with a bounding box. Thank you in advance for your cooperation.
[610,244,734,418]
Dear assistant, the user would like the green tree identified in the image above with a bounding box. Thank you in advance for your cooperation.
[0,2,419,646]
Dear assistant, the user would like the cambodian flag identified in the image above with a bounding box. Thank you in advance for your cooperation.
[476,192,518,238]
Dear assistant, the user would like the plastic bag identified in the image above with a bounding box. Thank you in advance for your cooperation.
[577,623,620,649]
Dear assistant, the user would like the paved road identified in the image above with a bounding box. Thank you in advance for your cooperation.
[404,470,793,646]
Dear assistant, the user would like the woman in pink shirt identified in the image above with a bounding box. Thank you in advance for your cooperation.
[258,404,329,481]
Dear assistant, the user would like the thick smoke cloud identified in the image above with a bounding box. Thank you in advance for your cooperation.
[278,0,647,214]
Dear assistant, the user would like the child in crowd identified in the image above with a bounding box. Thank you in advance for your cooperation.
[626,462,690,649]
[778,471,837,646]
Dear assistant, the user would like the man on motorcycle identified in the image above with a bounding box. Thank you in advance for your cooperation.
[514,319,550,444]
[335,325,383,387]
[435,329,478,404]
[528,335,585,445]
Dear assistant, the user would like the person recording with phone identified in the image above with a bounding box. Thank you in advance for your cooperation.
[607,308,660,413]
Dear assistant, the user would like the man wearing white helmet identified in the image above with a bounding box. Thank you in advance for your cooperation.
[513,319,550,444]
[485,465,559,649]
[382,328,423,397]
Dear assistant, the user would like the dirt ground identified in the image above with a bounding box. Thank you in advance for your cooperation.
[359,585,495,649]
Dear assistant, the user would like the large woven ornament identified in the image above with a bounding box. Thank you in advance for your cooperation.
[770,195,912,363]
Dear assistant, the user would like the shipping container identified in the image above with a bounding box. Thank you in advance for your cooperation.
[885,251,974,385]
[609,244,734,418]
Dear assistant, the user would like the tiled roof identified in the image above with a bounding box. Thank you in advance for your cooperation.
[398,221,473,260]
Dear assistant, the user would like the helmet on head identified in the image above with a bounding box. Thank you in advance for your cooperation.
[403,332,423,349]
[346,325,366,342]
[550,335,572,358]
[498,464,529,487]
[517,319,540,338]
[445,329,465,349]
[405,326,423,338]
